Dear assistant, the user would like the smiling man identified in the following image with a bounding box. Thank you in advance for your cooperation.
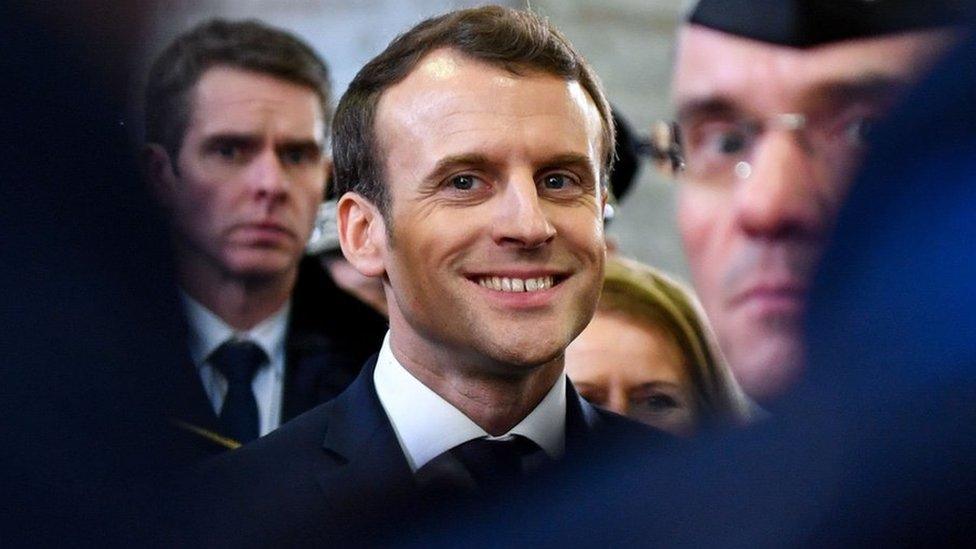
[664,0,961,402]
[144,20,386,460]
[187,7,653,545]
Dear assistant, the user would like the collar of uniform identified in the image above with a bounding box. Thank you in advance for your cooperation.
[180,290,290,376]
[373,332,566,472]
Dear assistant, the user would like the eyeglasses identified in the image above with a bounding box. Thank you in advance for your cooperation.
[651,111,876,184]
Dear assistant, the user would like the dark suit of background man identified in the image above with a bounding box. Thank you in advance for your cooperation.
[143,20,386,460]
[183,6,655,545]
[662,0,960,403]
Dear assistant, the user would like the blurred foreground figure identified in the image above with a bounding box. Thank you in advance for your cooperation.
[415,24,976,549]
[565,256,751,435]
[143,20,384,458]
[0,3,186,544]
[180,6,657,545]
[666,0,961,401]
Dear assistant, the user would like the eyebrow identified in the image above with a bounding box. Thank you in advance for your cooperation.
[674,97,744,125]
[200,132,324,152]
[538,153,599,176]
[423,153,493,183]
[423,152,598,182]
[632,381,682,393]
[676,74,911,123]
[799,74,911,109]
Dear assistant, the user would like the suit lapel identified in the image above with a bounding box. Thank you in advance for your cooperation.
[312,356,417,511]
[169,355,234,456]
[565,379,604,455]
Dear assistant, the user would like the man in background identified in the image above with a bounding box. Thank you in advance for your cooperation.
[144,19,385,458]
[664,0,961,401]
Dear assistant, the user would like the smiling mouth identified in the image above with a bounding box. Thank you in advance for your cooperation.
[474,275,558,293]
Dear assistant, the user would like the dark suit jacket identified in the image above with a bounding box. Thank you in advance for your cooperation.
[177,355,658,547]
[170,257,388,462]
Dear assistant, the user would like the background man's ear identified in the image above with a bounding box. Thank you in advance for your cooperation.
[142,143,177,207]
[336,192,387,278]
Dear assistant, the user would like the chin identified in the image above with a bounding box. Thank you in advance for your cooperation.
[730,336,806,402]
[480,336,566,372]
[229,264,296,283]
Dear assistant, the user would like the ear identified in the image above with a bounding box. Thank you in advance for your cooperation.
[143,143,178,207]
[337,192,387,278]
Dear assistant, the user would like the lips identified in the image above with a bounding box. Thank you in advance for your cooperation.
[234,221,296,240]
[730,282,808,317]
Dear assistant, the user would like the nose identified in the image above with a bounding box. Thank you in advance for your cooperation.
[605,386,630,417]
[491,176,556,248]
[249,149,288,204]
[732,132,831,240]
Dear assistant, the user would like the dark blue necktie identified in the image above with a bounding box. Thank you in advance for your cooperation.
[451,435,542,490]
[210,339,266,445]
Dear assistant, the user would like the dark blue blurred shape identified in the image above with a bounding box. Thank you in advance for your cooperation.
[0,5,185,545]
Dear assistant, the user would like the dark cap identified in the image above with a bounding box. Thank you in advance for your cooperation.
[687,0,966,48]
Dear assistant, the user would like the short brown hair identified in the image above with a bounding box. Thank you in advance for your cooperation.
[332,5,615,216]
[145,19,331,158]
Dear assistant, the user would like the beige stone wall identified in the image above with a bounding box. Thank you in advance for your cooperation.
[531,1,687,279]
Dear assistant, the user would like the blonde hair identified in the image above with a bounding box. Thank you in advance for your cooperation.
[598,256,753,427]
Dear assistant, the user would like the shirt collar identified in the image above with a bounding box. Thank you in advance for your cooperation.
[373,332,566,472]
[180,291,290,375]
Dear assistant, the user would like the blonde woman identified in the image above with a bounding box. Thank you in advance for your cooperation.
[566,256,752,435]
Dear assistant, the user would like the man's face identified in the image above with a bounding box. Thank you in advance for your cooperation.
[372,49,607,375]
[671,26,952,400]
[162,66,326,283]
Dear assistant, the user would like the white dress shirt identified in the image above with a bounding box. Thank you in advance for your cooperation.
[181,293,290,437]
[373,332,566,472]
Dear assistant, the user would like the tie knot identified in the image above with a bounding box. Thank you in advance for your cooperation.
[451,435,542,487]
[210,339,267,384]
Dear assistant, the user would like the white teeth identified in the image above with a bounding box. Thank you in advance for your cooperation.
[476,276,554,293]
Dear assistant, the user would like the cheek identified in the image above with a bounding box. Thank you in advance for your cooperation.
[676,187,725,274]
[555,208,606,258]
[174,178,221,229]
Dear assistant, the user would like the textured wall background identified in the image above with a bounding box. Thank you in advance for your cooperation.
[143,0,689,279]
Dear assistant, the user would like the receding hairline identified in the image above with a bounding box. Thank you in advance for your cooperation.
[368,47,611,187]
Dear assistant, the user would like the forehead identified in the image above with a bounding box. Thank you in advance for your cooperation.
[187,66,324,137]
[672,25,953,112]
[374,48,603,166]
[575,313,686,381]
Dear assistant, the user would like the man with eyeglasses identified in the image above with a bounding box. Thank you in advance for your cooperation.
[660,0,962,402]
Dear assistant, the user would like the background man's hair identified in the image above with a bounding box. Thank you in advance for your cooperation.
[332,5,615,218]
[145,18,331,158]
